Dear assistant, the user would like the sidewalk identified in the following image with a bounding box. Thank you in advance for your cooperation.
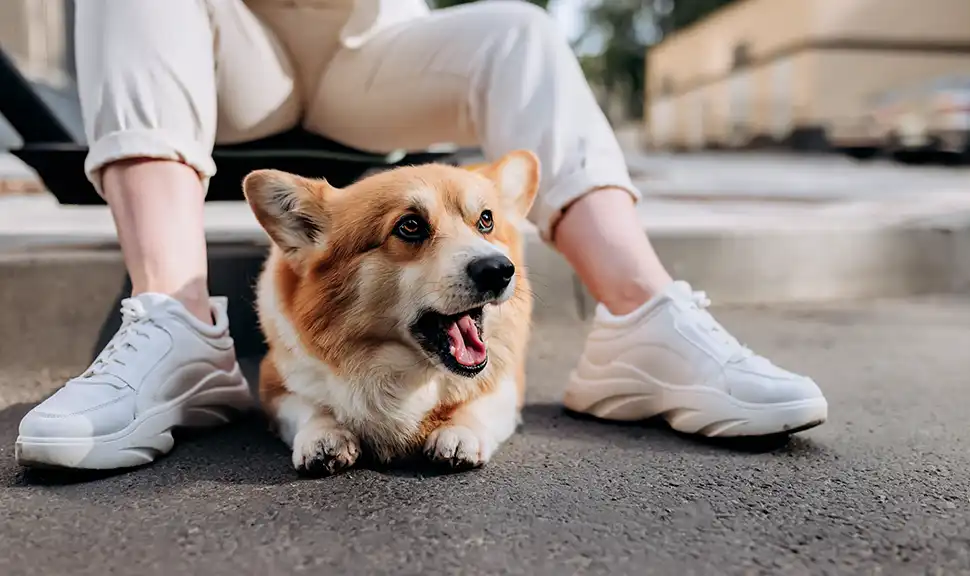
[2,149,970,575]
[3,150,969,297]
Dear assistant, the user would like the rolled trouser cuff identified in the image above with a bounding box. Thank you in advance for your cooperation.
[530,171,642,242]
[84,129,217,197]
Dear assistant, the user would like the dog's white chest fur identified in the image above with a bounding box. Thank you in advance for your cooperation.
[257,252,459,453]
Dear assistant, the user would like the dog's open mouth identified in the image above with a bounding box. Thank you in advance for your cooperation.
[411,306,487,377]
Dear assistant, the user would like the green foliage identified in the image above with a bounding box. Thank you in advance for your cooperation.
[423,0,738,120]
[580,0,650,119]
[582,0,738,119]
[659,0,736,36]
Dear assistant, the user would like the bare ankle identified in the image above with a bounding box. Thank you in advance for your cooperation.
[132,279,212,324]
[554,187,675,318]
[174,291,213,325]
[599,277,670,316]
[102,159,212,325]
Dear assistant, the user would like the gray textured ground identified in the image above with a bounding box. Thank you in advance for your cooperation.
[2,297,969,576]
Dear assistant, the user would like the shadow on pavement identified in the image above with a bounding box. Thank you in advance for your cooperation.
[519,403,823,455]
[2,397,826,490]
[3,407,292,488]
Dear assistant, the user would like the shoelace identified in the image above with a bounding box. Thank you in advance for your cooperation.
[81,299,156,380]
[686,290,754,361]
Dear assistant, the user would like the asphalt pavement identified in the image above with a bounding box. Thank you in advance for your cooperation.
[2,297,970,575]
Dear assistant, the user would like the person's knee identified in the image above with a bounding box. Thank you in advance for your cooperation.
[501,1,562,42]
[491,1,557,29]
[461,1,569,83]
[464,1,563,48]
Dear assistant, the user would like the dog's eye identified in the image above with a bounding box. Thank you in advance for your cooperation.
[394,215,429,243]
[477,210,494,234]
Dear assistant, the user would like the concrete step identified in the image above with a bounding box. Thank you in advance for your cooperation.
[2,153,969,368]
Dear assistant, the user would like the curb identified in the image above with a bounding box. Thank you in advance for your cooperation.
[0,238,585,370]
[0,178,45,196]
[639,224,966,305]
[1,220,968,370]
[0,244,267,370]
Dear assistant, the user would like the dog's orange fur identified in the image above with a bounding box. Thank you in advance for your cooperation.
[244,151,539,475]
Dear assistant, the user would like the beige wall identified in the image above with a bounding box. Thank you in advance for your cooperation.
[0,0,70,86]
[0,1,30,63]
[812,0,970,42]
[646,0,970,149]
[650,50,820,149]
[814,50,970,124]
[647,0,814,100]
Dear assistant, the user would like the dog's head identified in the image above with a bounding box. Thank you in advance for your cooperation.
[244,150,539,379]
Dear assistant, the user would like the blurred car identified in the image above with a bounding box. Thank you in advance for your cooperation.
[828,110,882,160]
[925,76,970,162]
[867,76,970,164]
[829,89,906,161]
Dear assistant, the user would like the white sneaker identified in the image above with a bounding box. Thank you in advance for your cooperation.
[564,281,827,437]
[16,293,252,469]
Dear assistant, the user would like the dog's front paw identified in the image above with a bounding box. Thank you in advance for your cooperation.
[292,426,360,477]
[424,425,495,470]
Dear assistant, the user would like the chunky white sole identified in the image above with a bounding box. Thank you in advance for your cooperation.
[564,369,828,437]
[15,364,252,470]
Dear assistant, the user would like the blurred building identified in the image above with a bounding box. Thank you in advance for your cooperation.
[0,0,73,86]
[0,0,80,147]
[644,0,970,152]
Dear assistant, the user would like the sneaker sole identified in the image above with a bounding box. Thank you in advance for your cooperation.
[15,364,252,470]
[564,371,828,437]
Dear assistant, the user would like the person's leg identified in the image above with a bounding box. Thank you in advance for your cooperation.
[101,160,211,321]
[553,188,672,315]
[16,0,301,469]
[80,0,302,322]
[306,0,827,437]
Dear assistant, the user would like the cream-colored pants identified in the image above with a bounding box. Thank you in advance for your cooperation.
[75,0,638,240]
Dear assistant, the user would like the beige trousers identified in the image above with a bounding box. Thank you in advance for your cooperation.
[75,0,639,240]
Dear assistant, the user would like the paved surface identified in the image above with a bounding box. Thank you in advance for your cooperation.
[628,151,970,200]
[2,297,970,575]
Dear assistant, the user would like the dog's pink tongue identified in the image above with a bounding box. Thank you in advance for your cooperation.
[446,314,487,367]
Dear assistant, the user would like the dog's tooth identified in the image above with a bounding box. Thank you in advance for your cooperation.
[449,345,457,355]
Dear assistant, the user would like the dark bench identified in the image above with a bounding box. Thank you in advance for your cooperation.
[0,49,459,205]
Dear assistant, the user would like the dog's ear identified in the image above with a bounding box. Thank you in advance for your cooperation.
[475,150,540,218]
[243,169,332,254]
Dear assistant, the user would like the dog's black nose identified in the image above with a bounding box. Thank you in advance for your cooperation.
[467,255,515,295]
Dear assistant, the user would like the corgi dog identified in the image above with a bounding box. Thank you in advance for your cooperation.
[243,150,539,476]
